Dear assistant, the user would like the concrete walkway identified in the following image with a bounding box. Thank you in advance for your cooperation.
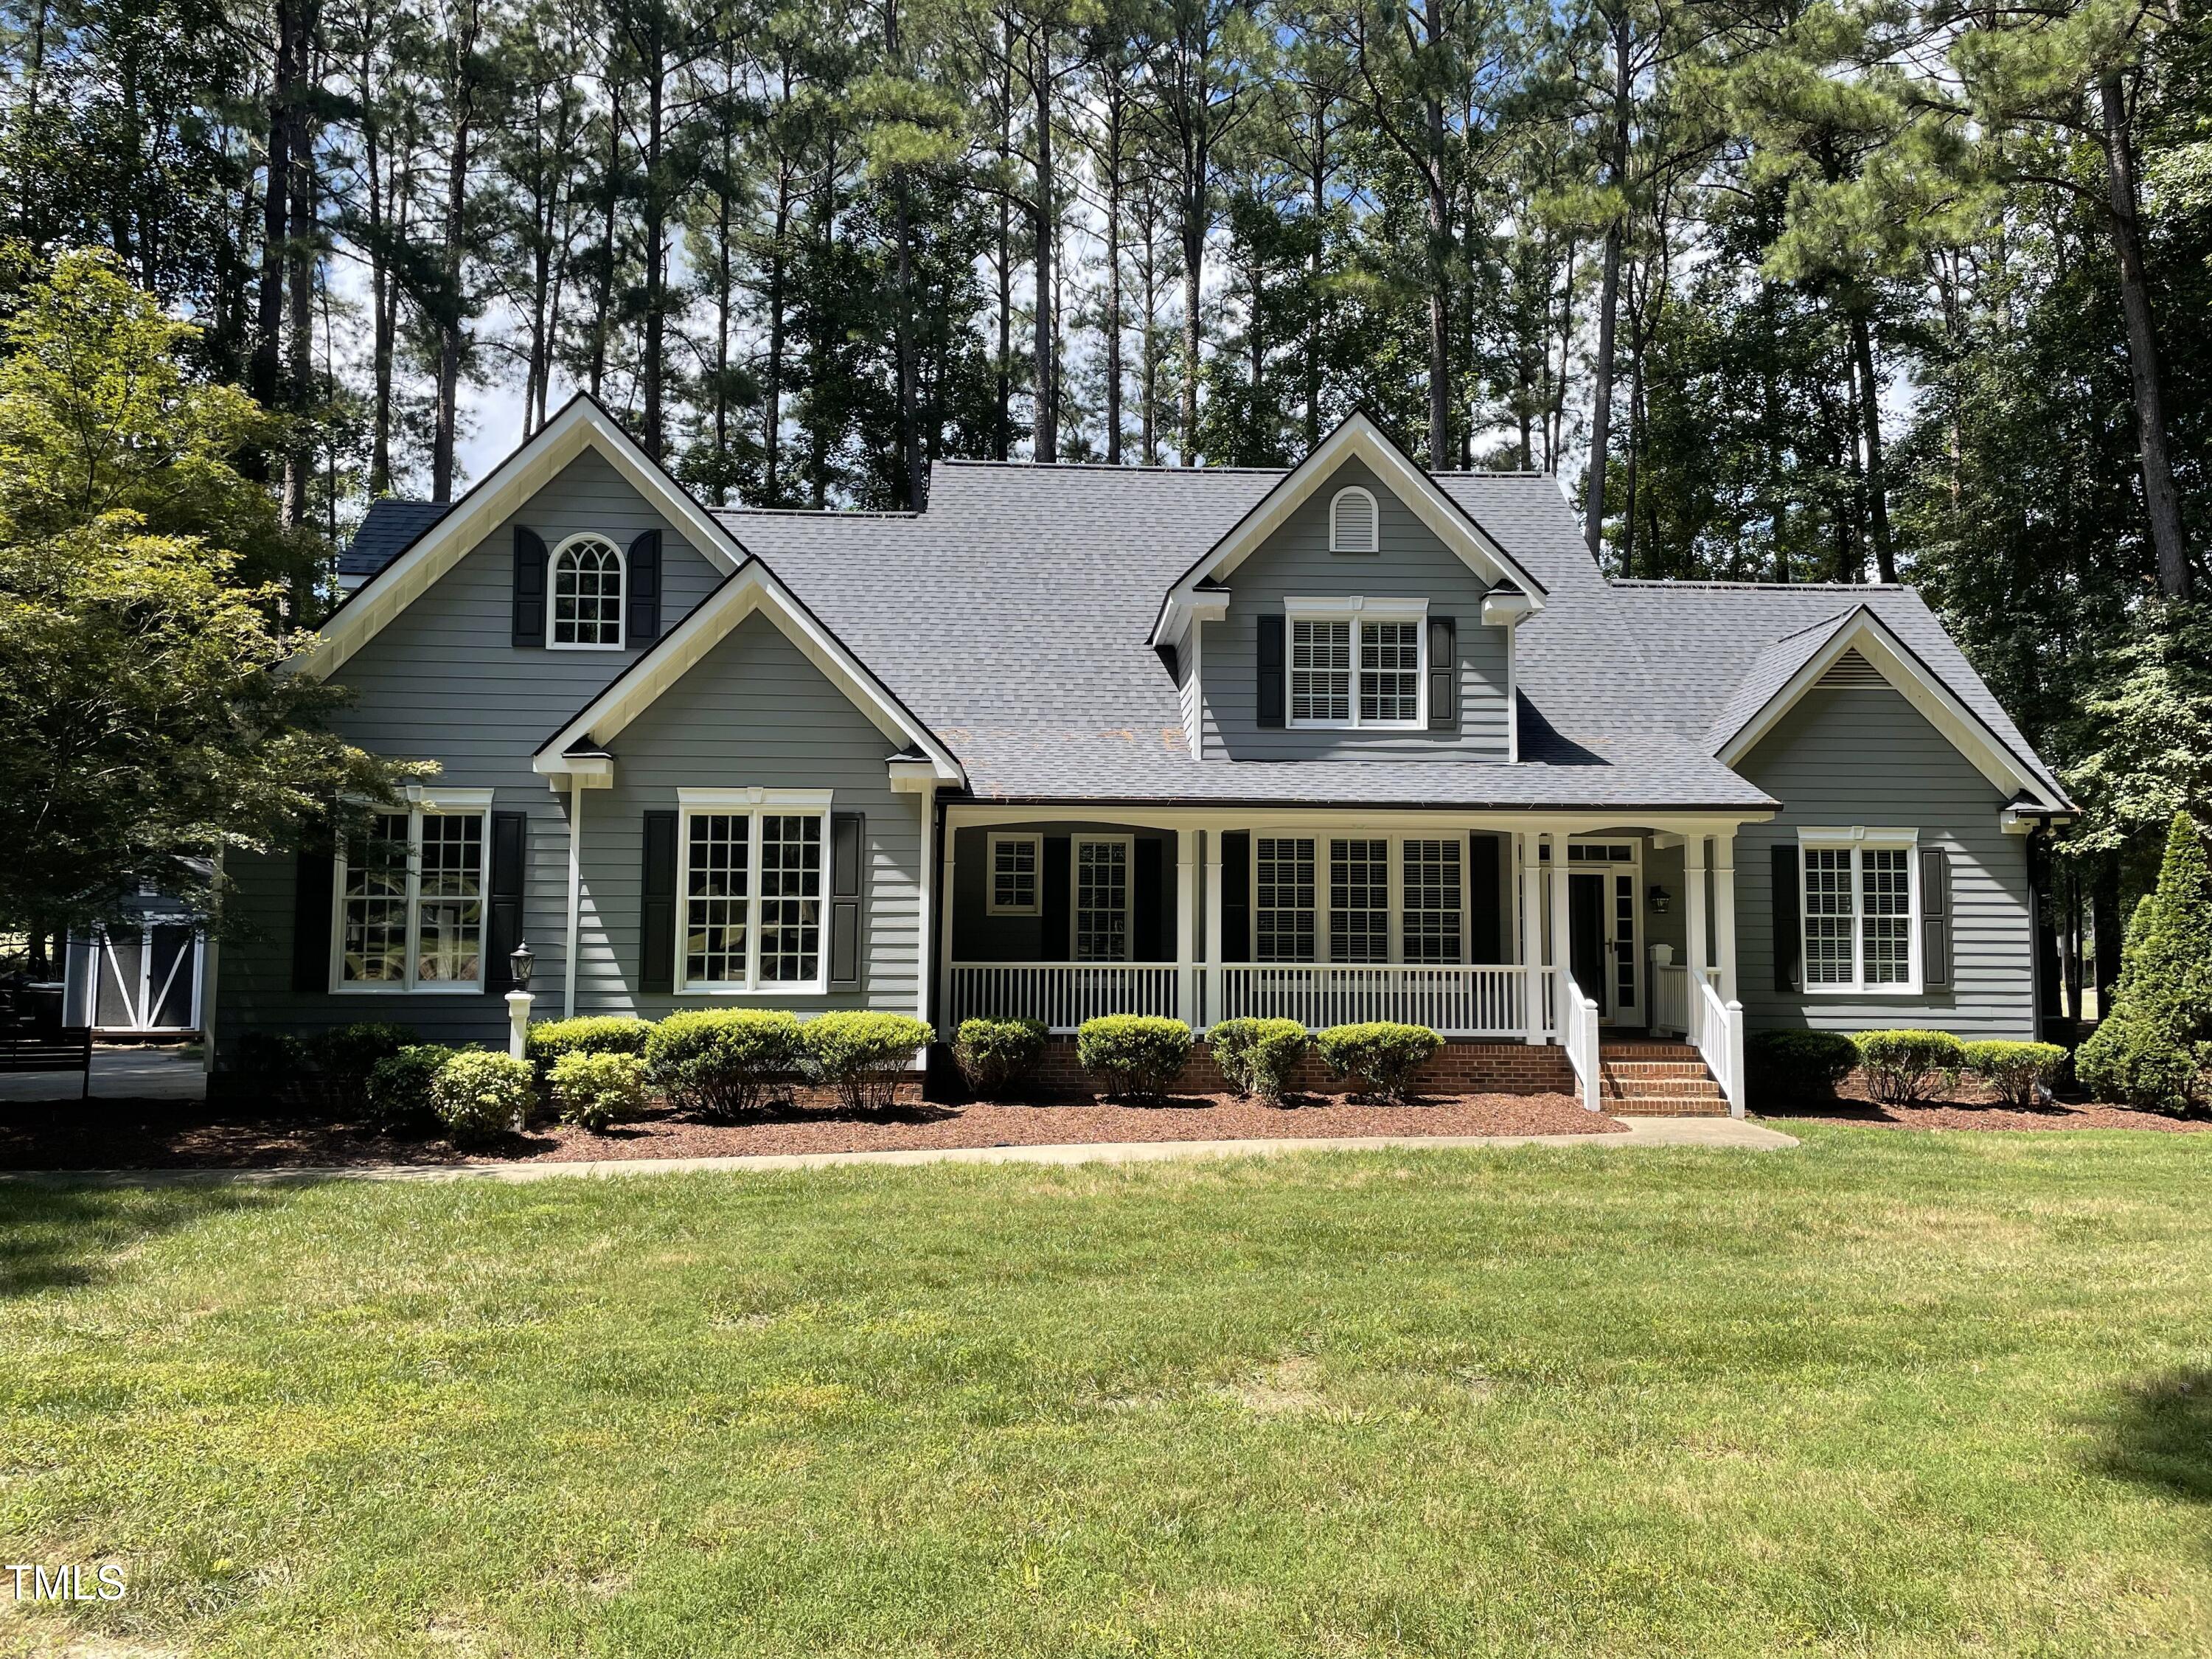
[1,1115,1798,1186]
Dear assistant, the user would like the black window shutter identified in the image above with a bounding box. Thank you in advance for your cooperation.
[1041,835,1071,961]
[485,811,527,993]
[291,843,334,992]
[1221,831,1251,963]
[830,811,864,987]
[627,529,661,645]
[640,810,678,995]
[1134,838,1164,961]
[1468,832,1501,963]
[512,526,549,646]
[1427,616,1457,732]
[1771,843,1801,992]
[1256,614,1286,728]
[1921,846,1952,989]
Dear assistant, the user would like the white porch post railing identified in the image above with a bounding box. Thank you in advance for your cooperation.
[947,963,1183,1032]
[1686,969,1747,1118]
[1649,946,1691,1037]
[1175,829,1198,1029]
[1213,964,1526,1035]
[1559,967,1602,1112]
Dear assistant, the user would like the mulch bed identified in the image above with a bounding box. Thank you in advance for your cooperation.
[0,1090,1623,1172]
[1759,1075,2210,1133]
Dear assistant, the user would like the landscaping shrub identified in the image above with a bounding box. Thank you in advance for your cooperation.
[953,1017,1048,1099]
[1853,1029,1966,1105]
[364,1043,454,1130]
[1963,1040,2070,1108]
[1746,1029,1859,1105]
[308,1021,414,1109]
[525,1015,652,1068]
[1075,1015,1193,1102]
[1314,1022,1442,1103]
[2076,812,2212,1116]
[226,1029,307,1077]
[802,1012,932,1111]
[549,1051,650,1131]
[1207,1017,1310,1102]
[430,1049,535,1144]
[644,1009,802,1119]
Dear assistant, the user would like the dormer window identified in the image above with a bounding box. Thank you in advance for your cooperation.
[1283,596,1427,729]
[1329,486,1379,553]
[550,534,626,649]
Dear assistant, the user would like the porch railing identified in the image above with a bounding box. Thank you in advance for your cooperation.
[1216,963,1526,1037]
[1686,970,1747,1118]
[1649,961,1691,1037]
[1559,968,1602,1112]
[947,962,1182,1033]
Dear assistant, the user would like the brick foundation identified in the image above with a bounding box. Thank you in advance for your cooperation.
[1008,1035,1575,1100]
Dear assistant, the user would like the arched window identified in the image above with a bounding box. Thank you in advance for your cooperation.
[550,535,626,648]
[1329,486,1379,553]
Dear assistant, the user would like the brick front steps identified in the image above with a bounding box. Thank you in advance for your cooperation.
[1599,1042,1730,1117]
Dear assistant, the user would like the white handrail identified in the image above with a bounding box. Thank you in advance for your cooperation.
[1649,961,1691,1038]
[947,962,1181,1032]
[1214,964,1525,1036]
[1688,971,1747,1118]
[1558,968,1602,1112]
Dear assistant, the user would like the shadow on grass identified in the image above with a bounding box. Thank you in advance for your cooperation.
[0,1179,279,1299]
[2099,1369,2212,1508]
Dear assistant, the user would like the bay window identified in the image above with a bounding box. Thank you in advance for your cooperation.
[678,789,830,992]
[1801,829,1918,992]
[334,790,492,991]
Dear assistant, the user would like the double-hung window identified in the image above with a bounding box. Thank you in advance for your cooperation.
[549,534,626,649]
[334,790,493,990]
[1284,597,1427,729]
[1255,836,1318,963]
[1072,835,1132,961]
[678,790,830,992]
[1329,838,1390,962]
[1800,829,1918,992]
[1251,835,1471,966]
[987,832,1040,915]
[1402,839,1463,964]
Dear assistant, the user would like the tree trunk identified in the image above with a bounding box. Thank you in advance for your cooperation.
[1848,307,1896,582]
[640,44,667,459]
[764,167,789,504]
[1422,0,1448,468]
[1032,28,1056,463]
[432,73,473,500]
[1583,15,1630,557]
[2098,70,2191,599]
[282,0,319,529]
[2092,855,2121,1016]
[253,0,299,417]
[361,26,393,495]
[590,86,619,400]
[1104,95,1124,465]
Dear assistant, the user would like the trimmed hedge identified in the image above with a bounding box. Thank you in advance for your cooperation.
[549,1051,650,1131]
[1207,1017,1309,1102]
[953,1016,1048,1099]
[1963,1039,2069,1108]
[645,1009,801,1119]
[364,1043,454,1130]
[801,1012,931,1112]
[525,1015,652,1066]
[1075,1015,1193,1102]
[1746,1029,1858,1105]
[431,1049,535,1144]
[1854,1029,1966,1105]
[1314,1022,1441,1103]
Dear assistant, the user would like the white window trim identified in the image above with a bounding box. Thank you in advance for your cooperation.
[1797,826,1921,995]
[1070,833,1136,961]
[1249,832,1472,966]
[675,787,834,995]
[1281,596,1430,731]
[1329,484,1380,552]
[987,832,1043,916]
[329,790,495,994]
[548,532,628,652]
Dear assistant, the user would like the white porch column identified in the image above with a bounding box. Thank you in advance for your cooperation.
[1712,830,1739,1002]
[914,790,937,1029]
[1547,827,1572,1042]
[1202,830,1223,1030]
[1517,830,1543,1045]
[937,819,958,1034]
[1683,832,1710,983]
[563,777,584,1020]
[1175,828,1198,1026]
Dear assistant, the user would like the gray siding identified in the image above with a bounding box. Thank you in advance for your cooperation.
[577,611,922,1017]
[1733,681,2033,1038]
[214,449,728,1046]
[1199,458,1512,762]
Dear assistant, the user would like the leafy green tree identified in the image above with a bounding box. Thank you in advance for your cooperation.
[2076,810,2212,1113]
[0,251,407,944]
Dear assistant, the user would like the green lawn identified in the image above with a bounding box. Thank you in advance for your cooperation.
[2,1127,2208,1658]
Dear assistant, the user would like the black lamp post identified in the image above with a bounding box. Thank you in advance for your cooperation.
[509,940,535,990]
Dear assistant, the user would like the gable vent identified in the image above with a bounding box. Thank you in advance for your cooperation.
[1818,649,1886,691]
[1330,487,1378,553]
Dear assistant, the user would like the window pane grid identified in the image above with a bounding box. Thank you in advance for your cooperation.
[757,815,822,984]
[1803,846,1854,986]
[1359,621,1421,723]
[414,813,483,983]
[1074,839,1130,961]
[1402,839,1461,964]
[1862,847,1911,985]
[991,837,1037,912]
[1256,836,1317,963]
[1290,619,1351,723]
[1803,841,1915,990]
[552,539,623,646]
[341,812,411,983]
[1329,838,1389,964]
[684,814,751,984]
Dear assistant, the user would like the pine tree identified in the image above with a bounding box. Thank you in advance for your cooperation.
[2076,810,2212,1114]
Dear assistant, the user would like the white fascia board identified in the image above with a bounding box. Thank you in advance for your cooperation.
[1717,610,2057,807]
[535,561,965,786]
[1149,413,1545,645]
[296,397,745,683]
[1482,589,1534,627]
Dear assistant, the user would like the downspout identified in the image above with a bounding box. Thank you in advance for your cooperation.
[565,776,584,1020]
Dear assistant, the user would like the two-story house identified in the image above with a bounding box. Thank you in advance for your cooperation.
[207,400,2074,1115]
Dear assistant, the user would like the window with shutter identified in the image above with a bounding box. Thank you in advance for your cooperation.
[1795,830,1924,993]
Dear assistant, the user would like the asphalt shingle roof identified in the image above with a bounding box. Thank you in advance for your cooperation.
[338,456,2062,812]
[338,498,452,578]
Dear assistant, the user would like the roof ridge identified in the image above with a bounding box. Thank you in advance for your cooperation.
[1610,579,1908,591]
[713,506,920,519]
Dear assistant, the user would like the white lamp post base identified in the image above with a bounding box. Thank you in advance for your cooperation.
[506,990,534,1060]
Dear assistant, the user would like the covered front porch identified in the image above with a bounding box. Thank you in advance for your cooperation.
[936,808,1756,1114]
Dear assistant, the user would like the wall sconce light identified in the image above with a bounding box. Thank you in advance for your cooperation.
[1648,886,1672,915]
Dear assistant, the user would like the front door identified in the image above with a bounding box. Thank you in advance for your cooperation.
[1566,846,1643,1027]
[1568,873,1610,1018]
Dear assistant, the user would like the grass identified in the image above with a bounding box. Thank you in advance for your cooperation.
[1,1125,2208,1658]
